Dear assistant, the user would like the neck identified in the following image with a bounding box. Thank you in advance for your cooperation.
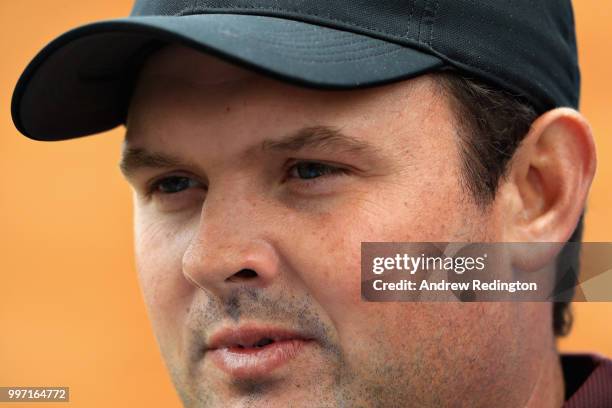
[524,347,565,408]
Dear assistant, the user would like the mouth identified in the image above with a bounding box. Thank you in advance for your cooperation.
[205,325,315,379]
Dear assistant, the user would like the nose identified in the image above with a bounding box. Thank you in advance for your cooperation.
[181,195,282,297]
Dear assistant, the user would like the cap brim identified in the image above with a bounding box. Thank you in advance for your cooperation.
[12,14,444,141]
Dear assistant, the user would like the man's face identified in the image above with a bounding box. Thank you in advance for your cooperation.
[123,45,549,407]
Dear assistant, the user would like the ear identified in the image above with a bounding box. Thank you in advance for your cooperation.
[498,108,596,246]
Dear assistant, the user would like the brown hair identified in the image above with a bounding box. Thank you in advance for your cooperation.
[436,71,581,336]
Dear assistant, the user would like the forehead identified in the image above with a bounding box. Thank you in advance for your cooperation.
[125,44,455,158]
[130,43,445,111]
[137,44,257,86]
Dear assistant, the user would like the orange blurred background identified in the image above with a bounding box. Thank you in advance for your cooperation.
[0,1,610,407]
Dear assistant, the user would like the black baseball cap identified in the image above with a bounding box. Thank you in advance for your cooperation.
[11,0,580,141]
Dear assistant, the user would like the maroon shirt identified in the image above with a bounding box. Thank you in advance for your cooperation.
[562,353,612,408]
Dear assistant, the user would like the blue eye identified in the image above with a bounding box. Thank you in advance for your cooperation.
[289,162,345,180]
[152,176,200,194]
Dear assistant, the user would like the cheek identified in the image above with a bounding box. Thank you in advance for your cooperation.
[286,167,492,359]
[134,210,197,342]
[294,174,482,302]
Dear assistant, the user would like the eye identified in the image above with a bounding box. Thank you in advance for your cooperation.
[145,174,206,212]
[288,161,347,180]
[149,175,204,195]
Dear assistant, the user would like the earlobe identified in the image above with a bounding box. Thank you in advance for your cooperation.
[501,108,596,244]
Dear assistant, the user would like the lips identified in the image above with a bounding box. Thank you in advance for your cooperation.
[205,325,314,379]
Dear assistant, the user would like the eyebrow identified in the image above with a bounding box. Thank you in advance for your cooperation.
[119,146,188,179]
[258,126,375,154]
[119,125,379,178]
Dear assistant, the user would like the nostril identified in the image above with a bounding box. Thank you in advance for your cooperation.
[227,268,258,281]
